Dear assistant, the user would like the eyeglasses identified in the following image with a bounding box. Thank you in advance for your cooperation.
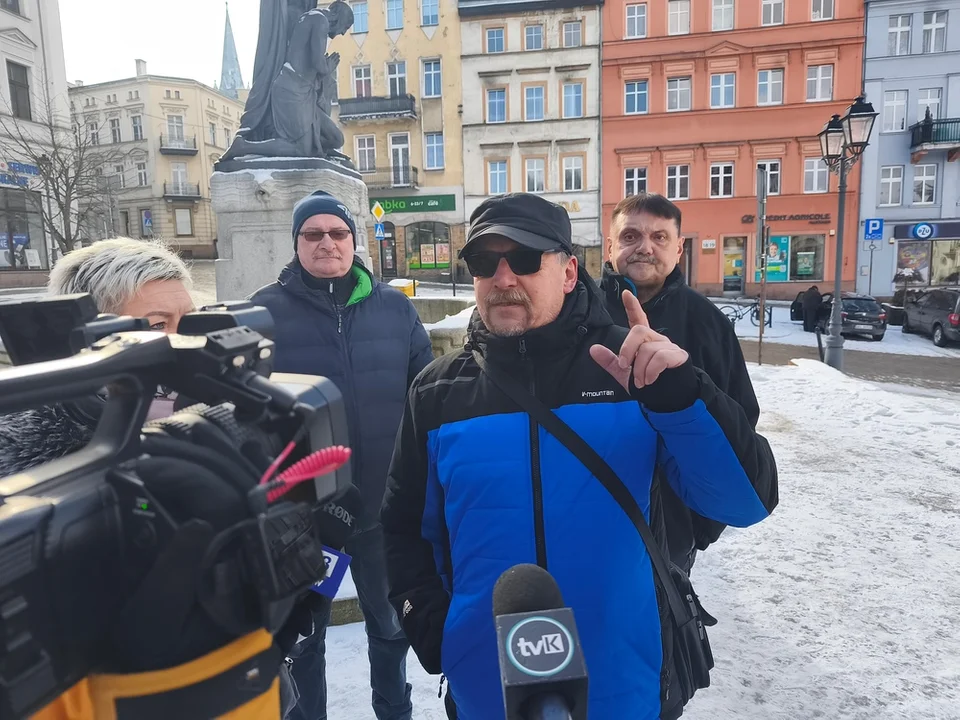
[299,229,352,242]
[462,249,559,278]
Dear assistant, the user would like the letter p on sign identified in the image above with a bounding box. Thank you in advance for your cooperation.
[864,218,884,241]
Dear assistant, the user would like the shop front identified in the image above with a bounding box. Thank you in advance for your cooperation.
[0,161,53,287]
[892,221,960,297]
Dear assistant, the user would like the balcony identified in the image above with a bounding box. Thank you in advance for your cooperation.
[339,94,417,122]
[360,166,419,190]
[159,135,198,155]
[163,182,201,200]
[910,118,960,163]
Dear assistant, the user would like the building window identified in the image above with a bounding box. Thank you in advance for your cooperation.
[563,21,582,47]
[171,162,188,192]
[137,162,148,186]
[668,0,690,34]
[806,65,833,102]
[667,77,692,112]
[625,80,648,114]
[882,90,907,132]
[625,167,647,196]
[352,1,368,32]
[757,160,780,195]
[803,158,829,193]
[140,209,153,237]
[486,88,506,123]
[223,126,231,146]
[710,73,735,108]
[913,164,937,204]
[355,135,376,172]
[525,24,543,50]
[922,11,947,53]
[666,165,689,200]
[812,0,833,21]
[713,0,734,30]
[167,115,185,142]
[757,69,783,105]
[113,164,125,189]
[488,160,508,194]
[425,132,444,169]
[174,208,193,237]
[165,90,171,99]
[525,158,545,192]
[406,222,451,269]
[422,0,438,25]
[563,82,583,118]
[209,123,217,145]
[174,90,181,100]
[626,4,647,37]
[422,60,441,98]
[789,235,826,281]
[353,65,372,97]
[888,14,911,55]
[388,133,411,186]
[386,0,403,29]
[710,163,734,198]
[918,88,941,120]
[0,188,48,271]
[6,62,30,120]
[486,27,505,53]
[563,155,584,191]
[87,122,100,145]
[762,0,784,25]
[1,0,22,16]
[131,115,143,141]
[387,61,407,97]
[879,165,903,206]
[524,85,545,121]
[109,118,122,143]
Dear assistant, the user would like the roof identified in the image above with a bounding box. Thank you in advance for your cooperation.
[68,75,244,104]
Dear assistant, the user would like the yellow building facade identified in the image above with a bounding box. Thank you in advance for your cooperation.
[330,0,466,283]
[69,61,245,258]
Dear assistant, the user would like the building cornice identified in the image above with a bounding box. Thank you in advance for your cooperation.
[459,0,602,19]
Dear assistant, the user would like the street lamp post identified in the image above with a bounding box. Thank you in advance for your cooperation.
[817,96,878,371]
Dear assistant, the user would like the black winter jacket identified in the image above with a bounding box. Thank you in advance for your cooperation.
[600,263,771,571]
[250,257,434,525]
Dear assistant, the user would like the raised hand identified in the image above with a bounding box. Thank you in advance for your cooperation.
[589,291,689,391]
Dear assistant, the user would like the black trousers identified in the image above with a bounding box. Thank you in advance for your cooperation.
[444,688,457,719]
[802,309,818,332]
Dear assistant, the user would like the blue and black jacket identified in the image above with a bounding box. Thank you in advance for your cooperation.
[380,275,778,719]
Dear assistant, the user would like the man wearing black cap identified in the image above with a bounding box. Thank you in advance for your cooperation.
[251,190,433,720]
[381,193,777,720]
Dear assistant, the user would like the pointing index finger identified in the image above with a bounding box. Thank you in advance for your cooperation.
[622,290,649,329]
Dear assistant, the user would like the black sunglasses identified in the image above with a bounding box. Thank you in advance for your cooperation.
[462,249,559,278]
[299,229,353,242]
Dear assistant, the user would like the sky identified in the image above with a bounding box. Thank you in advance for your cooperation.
[59,0,261,89]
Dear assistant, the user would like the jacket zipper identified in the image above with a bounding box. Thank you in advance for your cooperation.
[521,339,548,569]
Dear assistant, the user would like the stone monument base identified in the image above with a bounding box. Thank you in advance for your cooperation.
[211,165,371,301]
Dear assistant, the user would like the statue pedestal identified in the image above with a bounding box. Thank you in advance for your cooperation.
[211,166,371,301]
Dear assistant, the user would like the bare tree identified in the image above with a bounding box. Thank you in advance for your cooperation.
[0,92,126,258]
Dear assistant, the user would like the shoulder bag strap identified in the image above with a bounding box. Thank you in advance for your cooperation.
[472,351,691,624]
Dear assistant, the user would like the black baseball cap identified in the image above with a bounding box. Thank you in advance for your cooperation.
[460,194,574,257]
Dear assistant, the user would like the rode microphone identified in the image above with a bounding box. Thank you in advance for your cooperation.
[314,482,362,551]
[493,564,588,720]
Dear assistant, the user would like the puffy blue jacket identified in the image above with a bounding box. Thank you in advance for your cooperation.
[251,257,433,523]
[381,277,778,719]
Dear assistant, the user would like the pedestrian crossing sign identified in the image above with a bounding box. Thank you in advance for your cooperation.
[375,223,385,240]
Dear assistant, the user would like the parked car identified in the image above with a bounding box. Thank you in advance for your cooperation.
[791,292,887,340]
[902,287,960,347]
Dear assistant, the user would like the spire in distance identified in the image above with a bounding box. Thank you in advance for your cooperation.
[219,2,244,100]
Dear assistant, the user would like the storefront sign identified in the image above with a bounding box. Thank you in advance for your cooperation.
[369,195,456,214]
[893,221,960,240]
[557,200,581,213]
[755,235,790,282]
[701,238,717,250]
[741,213,831,225]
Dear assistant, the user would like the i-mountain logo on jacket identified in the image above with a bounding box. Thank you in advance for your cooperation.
[581,389,616,399]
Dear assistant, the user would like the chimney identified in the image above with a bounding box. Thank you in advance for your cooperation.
[135,59,147,77]
[74,80,84,87]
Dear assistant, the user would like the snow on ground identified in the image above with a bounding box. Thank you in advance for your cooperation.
[722,302,960,359]
[323,360,960,719]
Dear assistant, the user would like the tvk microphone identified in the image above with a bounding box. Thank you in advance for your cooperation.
[493,564,588,720]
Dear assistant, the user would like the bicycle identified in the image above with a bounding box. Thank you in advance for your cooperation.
[719,296,773,328]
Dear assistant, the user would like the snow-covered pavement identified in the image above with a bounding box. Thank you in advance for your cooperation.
[323,360,960,719]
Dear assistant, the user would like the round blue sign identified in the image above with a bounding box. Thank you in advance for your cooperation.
[912,223,934,240]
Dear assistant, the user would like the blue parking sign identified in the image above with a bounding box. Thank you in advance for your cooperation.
[864,218,883,241]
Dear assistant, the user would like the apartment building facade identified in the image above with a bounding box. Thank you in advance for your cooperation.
[460,0,604,275]
[601,0,864,298]
[69,60,245,258]
[0,0,68,286]
[858,0,960,299]
[328,0,465,283]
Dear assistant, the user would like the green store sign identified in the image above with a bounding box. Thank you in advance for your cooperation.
[370,194,456,214]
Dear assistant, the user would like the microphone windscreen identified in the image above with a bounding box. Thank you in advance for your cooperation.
[493,564,565,617]
[314,483,363,550]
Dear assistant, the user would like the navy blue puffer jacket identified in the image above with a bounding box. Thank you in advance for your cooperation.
[251,257,434,524]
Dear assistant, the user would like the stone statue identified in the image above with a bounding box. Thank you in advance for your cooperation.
[220,0,354,165]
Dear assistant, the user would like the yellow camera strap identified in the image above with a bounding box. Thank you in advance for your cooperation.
[33,630,282,720]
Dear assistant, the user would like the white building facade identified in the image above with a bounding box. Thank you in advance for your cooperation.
[459,0,603,273]
[0,0,68,284]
